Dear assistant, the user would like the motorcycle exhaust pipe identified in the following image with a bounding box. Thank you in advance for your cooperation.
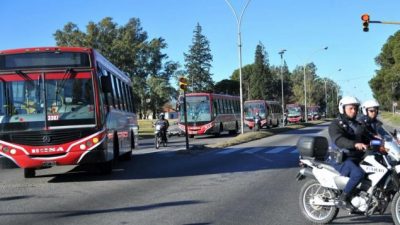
[297,167,315,180]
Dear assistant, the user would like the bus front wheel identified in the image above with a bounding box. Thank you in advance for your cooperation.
[24,168,35,178]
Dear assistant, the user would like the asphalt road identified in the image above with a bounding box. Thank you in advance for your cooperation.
[0,123,395,225]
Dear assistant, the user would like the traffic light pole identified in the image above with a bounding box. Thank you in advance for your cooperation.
[183,90,189,150]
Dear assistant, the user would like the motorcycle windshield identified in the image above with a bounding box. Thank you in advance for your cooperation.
[0,72,96,132]
[244,102,266,120]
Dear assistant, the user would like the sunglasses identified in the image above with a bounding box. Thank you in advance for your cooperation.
[368,110,377,113]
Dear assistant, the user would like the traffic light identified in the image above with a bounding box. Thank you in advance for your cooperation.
[361,14,370,32]
[179,77,188,91]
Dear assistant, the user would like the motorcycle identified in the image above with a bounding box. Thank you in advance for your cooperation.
[283,113,288,126]
[296,135,400,224]
[154,123,167,149]
[254,116,261,131]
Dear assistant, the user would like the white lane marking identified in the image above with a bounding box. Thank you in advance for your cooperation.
[265,146,290,154]
[243,147,266,154]
[217,148,246,154]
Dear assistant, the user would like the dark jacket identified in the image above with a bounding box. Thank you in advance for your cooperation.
[329,114,370,160]
[358,115,384,139]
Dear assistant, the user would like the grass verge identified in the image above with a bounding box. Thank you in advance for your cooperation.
[206,120,327,149]
[380,111,400,127]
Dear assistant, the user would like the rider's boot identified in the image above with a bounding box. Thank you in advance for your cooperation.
[335,192,350,209]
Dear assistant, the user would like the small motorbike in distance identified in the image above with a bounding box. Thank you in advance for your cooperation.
[154,123,167,149]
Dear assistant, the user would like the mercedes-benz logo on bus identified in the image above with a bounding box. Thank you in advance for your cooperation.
[43,135,51,143]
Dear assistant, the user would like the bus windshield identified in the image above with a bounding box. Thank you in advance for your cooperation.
[244,102,266,119]
[287,107,301,116]
[0,75,95,132]
[181,96,211,123]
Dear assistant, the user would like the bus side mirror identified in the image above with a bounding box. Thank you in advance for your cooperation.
[101,76,112,93]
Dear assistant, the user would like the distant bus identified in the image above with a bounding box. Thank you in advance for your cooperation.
[307,105,321,120]
[286,103,305,123]
[178,93,240,137]
[0,47,138,177]
[244,100,283,129]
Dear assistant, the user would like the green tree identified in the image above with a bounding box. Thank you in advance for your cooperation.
[370,30,400,110]
[184,23,214,92]
[269,60,292,106]
[214,79,240,95]
[230,64,254,100]
[54,17,179,118]
[249,42,273,100]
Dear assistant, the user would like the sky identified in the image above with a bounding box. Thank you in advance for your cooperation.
[1,0,400,103]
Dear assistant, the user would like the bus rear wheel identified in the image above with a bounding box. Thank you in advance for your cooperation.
[24,168,35,178]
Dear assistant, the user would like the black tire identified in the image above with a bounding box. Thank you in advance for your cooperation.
[189,135,195,138]
[299,179,338,224]
[113,135,119,162]
[155,135,160,149]
[24,168,35,178]
[215,124,223,137]
[391,191,400,225]
[121,132,134,161]
[98,160,113,174]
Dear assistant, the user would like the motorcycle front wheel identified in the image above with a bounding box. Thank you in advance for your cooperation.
[391,191,400,225]
[155,135,160,149]
[299,179,338,224]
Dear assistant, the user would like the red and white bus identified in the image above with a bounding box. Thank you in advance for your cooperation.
[178,93,240,137]
[286,103,305,123]
[0,47,138,177]
[244,100,283,129]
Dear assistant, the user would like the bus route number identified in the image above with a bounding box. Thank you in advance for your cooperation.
[48,114,60,121]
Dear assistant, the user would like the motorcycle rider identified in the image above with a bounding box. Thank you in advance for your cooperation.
[359,99,384,139]
[328,96,370,208]
[254,112,262,129]
[155,113,169,143]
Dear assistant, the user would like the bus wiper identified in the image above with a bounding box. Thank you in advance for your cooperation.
[15,70,33,81]
[55,68,74,107]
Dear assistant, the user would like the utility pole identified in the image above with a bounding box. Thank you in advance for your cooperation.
[225,0,252,134]
[279,49,286,126]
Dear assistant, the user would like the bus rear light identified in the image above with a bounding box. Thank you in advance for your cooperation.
[10,149,16,155]
[3,146,9,153]
[80,144,86,150]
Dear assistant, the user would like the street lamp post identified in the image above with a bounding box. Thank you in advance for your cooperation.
[324,78,328,118]
[225,0,252,134]
[303,46,328,122]
[279,49,286,126]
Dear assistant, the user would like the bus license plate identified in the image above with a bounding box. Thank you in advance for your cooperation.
[43,161,57,167]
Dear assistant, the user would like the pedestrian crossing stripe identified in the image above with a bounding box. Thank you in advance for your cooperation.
[217,148,246,154]
[216,146,298,155]
[243,147,266,154]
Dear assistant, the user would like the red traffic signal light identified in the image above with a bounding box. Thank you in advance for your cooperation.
[361,14,370,32]
[179,77,188,91]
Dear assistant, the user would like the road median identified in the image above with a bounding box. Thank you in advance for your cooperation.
[206,120,328,149]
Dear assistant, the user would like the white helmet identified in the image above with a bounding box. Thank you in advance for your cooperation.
[338,96,360,114]
[361,99,380,115]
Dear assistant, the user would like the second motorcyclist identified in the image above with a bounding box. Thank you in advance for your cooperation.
[359,99,384,139]
[155,113,169,144]
[327,96,370,208]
